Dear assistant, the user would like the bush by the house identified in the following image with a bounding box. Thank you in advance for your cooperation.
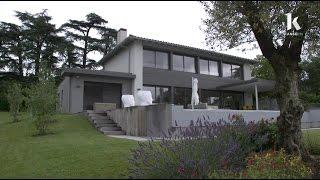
[26,79,57,135]
[242,149,312,179]
[128,115,273,179]
[6,82,24,122]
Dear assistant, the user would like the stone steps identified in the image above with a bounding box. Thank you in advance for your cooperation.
[100,126,122,131]
[102,130,126,135]
[85,110,125,136]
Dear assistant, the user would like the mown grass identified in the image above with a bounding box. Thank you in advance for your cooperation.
[0,112,138,178]
[303,128,320,156]
[0,111,319,178]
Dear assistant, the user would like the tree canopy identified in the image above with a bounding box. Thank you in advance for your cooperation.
[202,1,320,160]
[61,13,117,69]
[0,10,117,80]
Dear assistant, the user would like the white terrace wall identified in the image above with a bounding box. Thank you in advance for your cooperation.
[172,106,280,127]
[107,104,320,137]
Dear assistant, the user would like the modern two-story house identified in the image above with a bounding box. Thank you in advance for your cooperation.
[58,28,276,114]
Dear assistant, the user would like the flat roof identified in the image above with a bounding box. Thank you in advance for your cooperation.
[99,35,258,65]
[216,78,275,92]
[61,68,136,79]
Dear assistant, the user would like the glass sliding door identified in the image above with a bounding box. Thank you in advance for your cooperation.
[200,90,220,107]
[221,92,244,110]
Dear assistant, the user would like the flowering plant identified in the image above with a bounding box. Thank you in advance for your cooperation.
[243,149,312,179]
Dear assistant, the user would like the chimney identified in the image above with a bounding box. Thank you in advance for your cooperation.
[117,28,127,44]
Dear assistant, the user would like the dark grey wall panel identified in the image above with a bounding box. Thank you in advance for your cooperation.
[143,67,243,90]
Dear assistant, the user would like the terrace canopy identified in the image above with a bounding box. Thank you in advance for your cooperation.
[216,78,276,110]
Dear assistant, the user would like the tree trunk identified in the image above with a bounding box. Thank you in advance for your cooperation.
[271,54,311,161]
[35,44,41,77]
[18,52,23,77]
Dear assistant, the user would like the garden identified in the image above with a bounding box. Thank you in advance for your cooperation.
[127,115,320,179]
[0,77,319,178]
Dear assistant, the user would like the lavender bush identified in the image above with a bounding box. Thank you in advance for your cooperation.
[128,115,277,179]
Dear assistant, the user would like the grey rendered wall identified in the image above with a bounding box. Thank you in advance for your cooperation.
[68,75,133,113]
[243,63,253,81]
[129,41,143,96]
[57,76,70,113]
[103,41,143,97]
[243,63,253,106]
[104,49,130,73]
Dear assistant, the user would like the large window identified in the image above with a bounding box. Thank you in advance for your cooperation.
[172,54,195,73]
[143,50,169,69]
[221,92,243,110]
[222,63,242,79]
[143,85,171,103]
[174,87,192,108]
[199,58,219,76]
[200,90,220,107]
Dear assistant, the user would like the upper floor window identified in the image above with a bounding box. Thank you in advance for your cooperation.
[143,49,169,69]
[199,58,219,76]
[172,54,195,73]
[222,63,242,79]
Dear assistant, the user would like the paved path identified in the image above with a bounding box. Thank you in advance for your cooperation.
[107,135,162,142]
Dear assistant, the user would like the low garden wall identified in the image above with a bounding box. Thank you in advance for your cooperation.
[107,104,320,137]
[108,104,172,137]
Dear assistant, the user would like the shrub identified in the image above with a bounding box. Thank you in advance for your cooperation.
[6,82,24,122]
[243,149,312,179]
[26,80,57,135]
[128,115,272,179]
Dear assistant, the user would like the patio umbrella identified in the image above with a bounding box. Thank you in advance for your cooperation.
[191,77,199,109]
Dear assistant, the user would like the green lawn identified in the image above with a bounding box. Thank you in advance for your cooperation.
[0,112,138,178]
[0,112,319,178]
[303,128,320,156]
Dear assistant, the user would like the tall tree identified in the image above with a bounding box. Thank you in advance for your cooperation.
[0,22,27,76]
[61,13,116,69]
[58,39,81,69]
[202,1,320,160]
[15,9,62,78]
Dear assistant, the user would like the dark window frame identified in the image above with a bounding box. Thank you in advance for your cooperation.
[172,53,196,73]
[221,62,243,80]
[143,49,169,70]
[198,58,220,76]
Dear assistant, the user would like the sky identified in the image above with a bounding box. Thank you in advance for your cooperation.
[0,1,261,61]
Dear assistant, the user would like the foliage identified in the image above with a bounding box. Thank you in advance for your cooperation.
[14,10,64,78]
[26,79,58,135]
[128,115,277,179]
[1,10,117,81]
[251,55,275,80]
[202,1,320,56]
[300,57,320,105]
[0,22,27,76]
[243,149,312,179]
[0,80,10,111]
[61,13,117,69]
[201,1,320,157]
[6,82,24,122]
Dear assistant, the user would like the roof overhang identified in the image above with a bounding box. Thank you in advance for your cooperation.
[61,68,136,80]
[216,78,275,93]
[99,35,258,65]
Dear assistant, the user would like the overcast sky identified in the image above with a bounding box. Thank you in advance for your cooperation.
[0,1,261,61]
